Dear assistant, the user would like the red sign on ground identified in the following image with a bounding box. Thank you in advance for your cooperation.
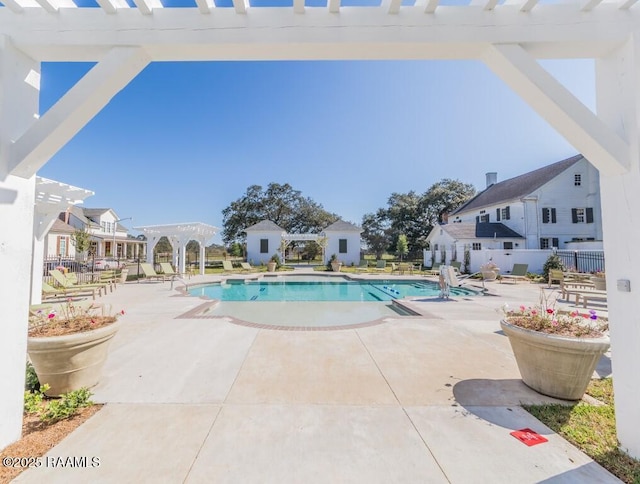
[510,428,549,446]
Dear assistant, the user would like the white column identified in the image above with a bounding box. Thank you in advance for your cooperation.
[199,240,206,275]
[146,237,160,264]
[0,37,39,450]
[595,36,640,459]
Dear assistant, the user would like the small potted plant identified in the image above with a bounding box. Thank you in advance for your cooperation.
[328,254,342,272]
[27,300,125,396]
[267,254,280,272]
[499,290,609,400]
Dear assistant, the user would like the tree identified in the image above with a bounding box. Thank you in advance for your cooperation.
[70,228,91,260]
[396,234,408,262]
[361,210,391,259]
[422,178,476,226]
[222,183,340,244]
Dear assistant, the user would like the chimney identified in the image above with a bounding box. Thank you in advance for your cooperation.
[486,172,497,188]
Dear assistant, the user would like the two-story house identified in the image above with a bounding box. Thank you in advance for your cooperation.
[63,206,144,260]
[430,154,602,252]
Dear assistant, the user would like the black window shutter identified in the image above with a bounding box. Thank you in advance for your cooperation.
[542,208,549,223]
[496,208,501,221]
[552,238,559,248]
[551,208,557,223]
[505,206,510,220]
[571,208,578,223]
[586,207,594,223]
[476,216,480,223]
[539,238,545,249]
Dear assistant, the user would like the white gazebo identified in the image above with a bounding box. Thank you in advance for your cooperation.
[32,177,94,305]
[134,222,219,276]
[1,0,640,459]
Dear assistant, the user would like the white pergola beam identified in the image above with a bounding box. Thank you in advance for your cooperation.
[382,0,403,14]
[619,0,638,8]
[0,6,636,62]
[232,0,249,14]
[133,0,164,15]
[33,0,77,12]
[581,0,603,10]
[195,0,215,14]
[293,0,305,13]
[328,0,340,13]
[96,0,131,14]
[10,47,151,179]
[519,0,538,12]
[483,43,630,175]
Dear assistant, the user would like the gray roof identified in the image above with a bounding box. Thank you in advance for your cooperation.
[82,208,111,218]
[322,220,362,233]
[452,154,585,214]
[49,218,75,234]
[440,222,524,239]
[244,220,285,232]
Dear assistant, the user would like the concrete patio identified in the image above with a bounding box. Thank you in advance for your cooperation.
[15,270,618,483]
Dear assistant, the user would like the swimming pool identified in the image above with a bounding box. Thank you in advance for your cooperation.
[187,276,478,302]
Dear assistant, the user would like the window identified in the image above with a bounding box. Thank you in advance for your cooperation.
[574,173,582,186]
[101,221,106,232]
[501,206,511,220]
[472,243,482,250]
[503,242,513,250]
[540,238,559,249]
[57,237,68,256]
[338,239,347,254]
[105,222,112,234]
[480,214,490,223]
[571,208,594,224]
[434,244,439,251]
[542,207,557,224]
[260,239,269,254]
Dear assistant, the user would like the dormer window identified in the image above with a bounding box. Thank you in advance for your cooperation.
[574,173,582,186]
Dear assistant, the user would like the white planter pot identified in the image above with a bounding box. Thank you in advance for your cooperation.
[27,320,121,396]
[331,262,342,272]
[267,262,277,272]
[500,319,609,400]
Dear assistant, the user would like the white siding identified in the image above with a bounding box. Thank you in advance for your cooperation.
[324,232,361,266]
[246,232,283,265]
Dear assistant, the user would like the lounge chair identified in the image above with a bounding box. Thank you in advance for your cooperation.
[390,263,398,274]
[139,263,170,282]
[49,269,106,296]
[500,264,529,284]
[222,260,239,274]
[159,262,188,278]
[450,261,462,274]
[66,271,113,293]
[356,260,369,273]
[240,262,254,273]
[373,260,387,272]
[425,262,441,276]
[42,281,99,301]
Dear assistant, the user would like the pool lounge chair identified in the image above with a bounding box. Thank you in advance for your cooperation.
[159,262,189,279]
[139,263,170,282]
[222,260,240,274]
[42,281,99,301]
[240,262,254,273]
[356,260,369,273]
[425,262,441,276]
[374,260,387,272]
[65,271,113,293]
[500,264,529,284]
[49,269,107,296]
[450,261,462,274]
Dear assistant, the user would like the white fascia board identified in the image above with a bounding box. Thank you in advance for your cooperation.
[483,43,630,175]
[10,47,151,178]
[96,0,131,14]
[133,0,164,15]
[1,6,637,62]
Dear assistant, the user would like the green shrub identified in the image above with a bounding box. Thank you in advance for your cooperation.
[25,362,40,392]
[542,254,565,281]
[24,385,94,423]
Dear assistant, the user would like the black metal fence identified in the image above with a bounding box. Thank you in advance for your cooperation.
[556,250,605,273]
[42,256,88,276]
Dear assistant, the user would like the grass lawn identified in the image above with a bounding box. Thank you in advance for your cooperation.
[523,378,640,483]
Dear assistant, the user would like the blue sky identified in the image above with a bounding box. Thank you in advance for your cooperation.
[37,59,595,244]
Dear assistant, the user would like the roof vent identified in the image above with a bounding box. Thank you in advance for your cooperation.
[486,172,497,188]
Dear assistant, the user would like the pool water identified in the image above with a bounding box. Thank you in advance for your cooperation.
[187,277,478,302]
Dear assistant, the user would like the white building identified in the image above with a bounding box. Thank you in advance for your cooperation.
[43,218,77,258]
[448,155,602,250]
[322,220,362,266]
[245,220,286,266]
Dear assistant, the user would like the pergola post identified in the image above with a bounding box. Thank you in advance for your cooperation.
[595,35,640,457]
[0,37,40,450]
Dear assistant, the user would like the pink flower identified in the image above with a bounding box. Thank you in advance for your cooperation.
[519,305,526,312]
[120,310,125,315]
[552,320,558,326]
[531,309,538,316]
[546,309,554,314]
[47,313,55,319]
